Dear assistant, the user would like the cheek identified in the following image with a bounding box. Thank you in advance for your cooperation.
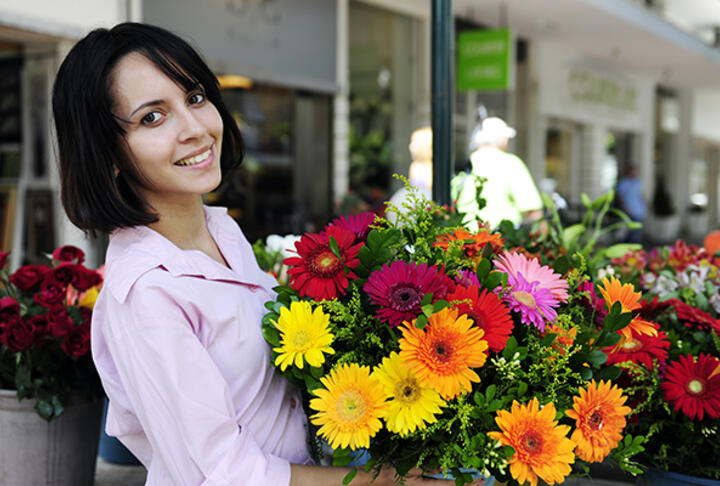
[204,105,224,140]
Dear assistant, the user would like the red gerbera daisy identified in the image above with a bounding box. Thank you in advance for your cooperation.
[327,211,377,241]
[447,285,513,352]
[668,240,705,272]
[363,261,453,327]
[284,226,362,301]
[639,296,672,321]
[668,299,720,333]
[604,324,670,369]
[662,353,720,420]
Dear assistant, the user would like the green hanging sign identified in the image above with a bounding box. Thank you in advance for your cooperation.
[456,28,513,92]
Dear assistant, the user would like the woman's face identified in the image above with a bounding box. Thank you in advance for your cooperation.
[111,52,223,206]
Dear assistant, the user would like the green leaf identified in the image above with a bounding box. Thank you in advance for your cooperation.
[580,367,593,380]
[581,193,591,208]
[366,230,381,250]
[517,381,528,397]
[328,237,341,259]
[561,224,585,249]
[421,293,434,306]
[433,300,449,312]
[473,391,485,406]
[415,314,428,329]
[588,349,608,366]
[262,325,281,347]
[421,304,434,317]
[14,364,30,389]
[381,229,401,248]
[475,258,491,280]
[51,395,65,418]
[595,332,621,348]
[485,384,496,402]
[540,333,556,347]
[482,271,503,290]
[35,399,54,421]
[594,365,622,381]
[605,243,642,259]
[342,469,358,485]
[553,255,570,275]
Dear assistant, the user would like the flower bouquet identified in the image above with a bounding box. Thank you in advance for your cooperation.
[252,233,302,285]
[0,246,103,420]
[261,190,644,485]
[602,240,720,481]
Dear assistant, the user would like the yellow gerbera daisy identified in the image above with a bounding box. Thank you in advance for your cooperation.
[598,276,657,341]
[309,363,389,450]
[566,380,631,463]
[273,301,334,371]
[488,398,575,486]
[399,307,488,400]
[372,352,446,436]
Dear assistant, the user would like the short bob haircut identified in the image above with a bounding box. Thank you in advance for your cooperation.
[52,22,244,234]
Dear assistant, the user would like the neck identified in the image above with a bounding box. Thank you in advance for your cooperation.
[146,196,211,250]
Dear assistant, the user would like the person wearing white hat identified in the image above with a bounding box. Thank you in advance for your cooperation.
[456,117,543,230]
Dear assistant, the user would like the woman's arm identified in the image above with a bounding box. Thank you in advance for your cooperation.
[290,464,486,486]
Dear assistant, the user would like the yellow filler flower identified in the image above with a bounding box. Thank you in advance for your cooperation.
[273,301,334,371]
[309,363,389,450]
[488,398,575,486]
[566,380,631,463]
[372,352,446,436]
[399,307,488,400]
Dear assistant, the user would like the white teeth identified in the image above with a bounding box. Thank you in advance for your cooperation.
[175,148,211,166]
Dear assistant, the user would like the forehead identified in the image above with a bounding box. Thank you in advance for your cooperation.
[110,52,188,111]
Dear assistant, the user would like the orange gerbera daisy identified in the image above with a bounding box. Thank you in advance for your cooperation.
[399,307,488,400]
[433,228,504,264]
[566,380,631,463]
[597,276,657,341]
[488,398,575,486]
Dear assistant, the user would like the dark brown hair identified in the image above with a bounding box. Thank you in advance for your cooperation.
[52,22,243,234]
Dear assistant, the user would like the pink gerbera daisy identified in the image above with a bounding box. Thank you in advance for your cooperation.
[364,261,453,327]
[495,251,569,303]
[503,273,559,332]
[327,212,377,241]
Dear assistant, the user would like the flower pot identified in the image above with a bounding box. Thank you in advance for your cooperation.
[646,213,680,243]
[637,467,720,486]
[0,389,103,486]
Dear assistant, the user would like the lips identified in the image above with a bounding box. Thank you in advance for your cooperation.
[174,145,213,167]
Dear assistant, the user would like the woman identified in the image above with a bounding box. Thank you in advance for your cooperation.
[53,23,472,485]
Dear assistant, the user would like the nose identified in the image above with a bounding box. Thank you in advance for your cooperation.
[176,106,205,141]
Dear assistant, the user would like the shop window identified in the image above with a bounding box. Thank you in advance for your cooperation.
[213,84,331,241]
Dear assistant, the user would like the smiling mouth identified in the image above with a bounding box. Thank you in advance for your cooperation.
[175,147,212,167]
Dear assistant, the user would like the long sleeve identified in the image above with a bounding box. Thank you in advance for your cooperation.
[101,277,292,486]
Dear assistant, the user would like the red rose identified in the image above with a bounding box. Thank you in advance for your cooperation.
[0,297,20,321]
[53,262,79,286]
[10,265,52,292]
[0,251,9,270]
[46,306,75,338]
[52,245,85,265]
[33,276,67,308]
[26,314,52,348]
[61,322,90,357]
[1,317,36,352]
[74,267,102,291]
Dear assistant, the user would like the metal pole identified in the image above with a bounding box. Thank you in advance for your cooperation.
[431,0,454,206]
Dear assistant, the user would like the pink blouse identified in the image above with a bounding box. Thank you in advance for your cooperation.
[91,206,311,485]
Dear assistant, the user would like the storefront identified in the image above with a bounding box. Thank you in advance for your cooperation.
[531,41,656,215]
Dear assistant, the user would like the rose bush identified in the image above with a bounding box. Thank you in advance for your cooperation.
[0,245,103,420]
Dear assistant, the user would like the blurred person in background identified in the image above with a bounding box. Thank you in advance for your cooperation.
[456,117,543,231]
[387,126,432,217]
[615,164,646,243]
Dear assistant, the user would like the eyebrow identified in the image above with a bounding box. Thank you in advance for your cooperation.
[129,99,164,118]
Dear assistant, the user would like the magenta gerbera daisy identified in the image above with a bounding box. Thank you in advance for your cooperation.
[364,261,453,327]
[454,269,480,288]
[495,251,569,303]
[284,226,363,301]
[662,353,720,420]
[503,273,559,332]
[327,211,377,241]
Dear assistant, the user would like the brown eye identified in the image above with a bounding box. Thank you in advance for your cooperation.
[141,111,162,125]
[188,92,205,105]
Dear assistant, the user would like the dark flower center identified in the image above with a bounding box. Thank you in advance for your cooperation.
[432,340,453,363]
[389,283,422,311]
[588,410,604,430]
[468,310,487,329]
[521,431,543,454]
[309,249,342,277]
